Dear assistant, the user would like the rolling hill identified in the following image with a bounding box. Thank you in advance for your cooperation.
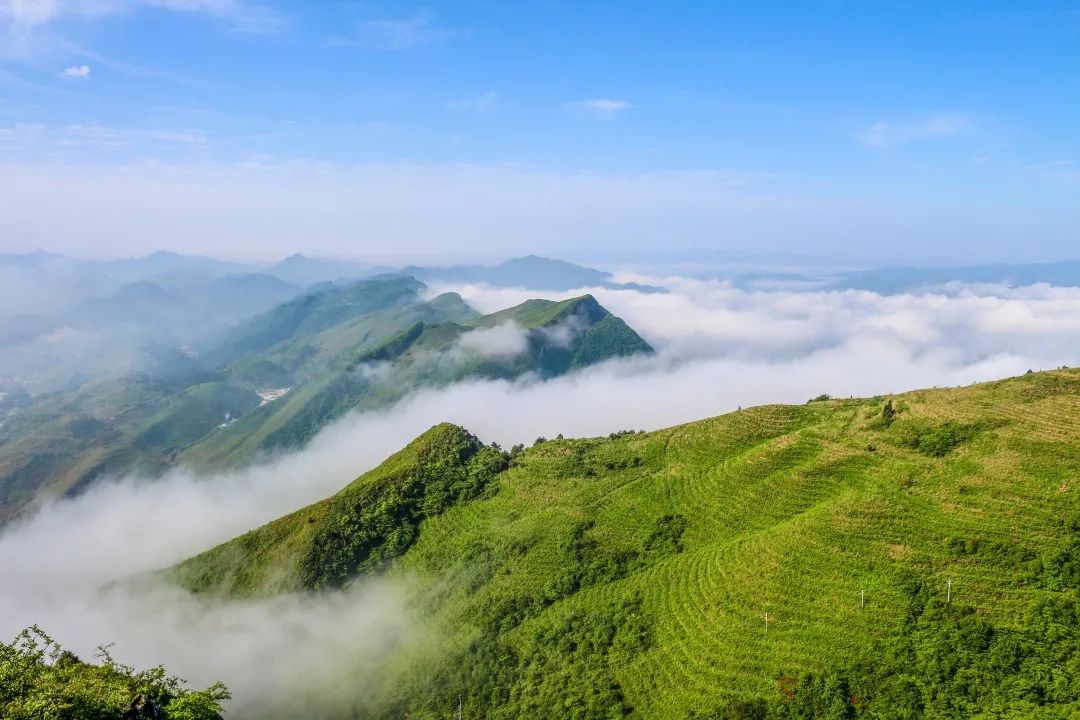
[178,292,652,469]
[0,276,651,524]
[168,368,1080,719]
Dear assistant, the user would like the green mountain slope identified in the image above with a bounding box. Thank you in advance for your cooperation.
[0,376,261,522]
[177,293,651,469]
[168,369,1080,719]
[199,274,425,368]
[169,423,507,596]
[0,279,650,523]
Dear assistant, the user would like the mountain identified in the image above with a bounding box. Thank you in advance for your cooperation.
[405,254,665,293]
[91,250,253,285]
[178,292,652,469]
[0,273,302,397]
[265,253,390,286]
[168,368,1080,718]
[0,276,651,524]
[63,273,302,340]
[197,274,426,368]
[0,250,64,267]
[833,259,1080,293]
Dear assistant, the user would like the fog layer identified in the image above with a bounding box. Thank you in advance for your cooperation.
[2,276,1078,716]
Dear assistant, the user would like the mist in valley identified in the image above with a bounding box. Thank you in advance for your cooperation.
[3,262,1080,715]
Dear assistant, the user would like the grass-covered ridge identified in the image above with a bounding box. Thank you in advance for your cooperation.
[167,368,1080,718]
[168,423,508,597]
[0,278,651,524]
[176,291,651,468]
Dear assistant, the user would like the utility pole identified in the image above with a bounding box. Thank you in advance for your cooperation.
[763,611,770,635]
[457,694,462,720]
[947,578,952,604]
[860,589,865,609]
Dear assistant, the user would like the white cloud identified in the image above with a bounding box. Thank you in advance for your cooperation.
[448,89,497,112]
[0,408,434,717]
[570,98,632,115]
[433,278,1080,376]
[0,0,282,37]
[3,277,1080,715]
[456,321,529,359]
[332,15,461,51]
[857,114,964,147]
[1026,159,1080,181]
[0,121,209,155]
[0,120,45,145]
[60,63,89,77]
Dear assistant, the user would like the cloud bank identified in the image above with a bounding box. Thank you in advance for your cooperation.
[2,162,1075,262]
[2,276,1079,717]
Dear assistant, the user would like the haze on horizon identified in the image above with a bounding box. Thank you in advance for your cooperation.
[6,3,1080,719]
[0,1,1077,264]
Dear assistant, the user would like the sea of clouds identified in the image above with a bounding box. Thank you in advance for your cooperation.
[2,272,1079,716]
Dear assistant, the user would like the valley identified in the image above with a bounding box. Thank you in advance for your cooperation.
[0,272,651,524]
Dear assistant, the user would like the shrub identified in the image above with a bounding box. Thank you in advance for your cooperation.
[0,626,229,720]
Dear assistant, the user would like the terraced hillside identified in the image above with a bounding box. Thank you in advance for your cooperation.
[170,369,1080,718]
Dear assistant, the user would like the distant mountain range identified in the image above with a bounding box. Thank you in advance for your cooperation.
[0,249,658,296]
[725,259,1080,294]
[0,252,659,397]
[829,259,1080,293]
[404,254,664,293]
[0,274,651,524]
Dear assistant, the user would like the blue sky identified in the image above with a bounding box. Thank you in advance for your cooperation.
[0,1,1077,263]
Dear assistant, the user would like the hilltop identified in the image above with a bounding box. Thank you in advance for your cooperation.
[404,255,664,294]
[0,276,651,523]
[167,368,1080,718]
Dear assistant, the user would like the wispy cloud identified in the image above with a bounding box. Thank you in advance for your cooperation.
[857,114,965,147]
[331,15,463,51]
[448,90,497,112]
[0,0,284,38]
[567,98,632,116]
[1026,159,1079,181]
[0,121,209,156]
[62,122,210,150]
[0,121,46,147]
[60,64,90,79]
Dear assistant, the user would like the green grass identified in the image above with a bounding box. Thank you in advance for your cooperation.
[178,293,651,469]
[168,368,1080,718]
[0,285,649,520]
[199,274,425,368]
[476,294,608,328]
[168,423,506,597]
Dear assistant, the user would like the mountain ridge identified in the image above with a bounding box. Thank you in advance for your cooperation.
[162,367,1080,718]
[0,277,651,524]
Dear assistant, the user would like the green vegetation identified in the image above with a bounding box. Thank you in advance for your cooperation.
[198,274,425,368]
[176,292,650,468]
[1,626,228,720]
[168,424,508,596]
[0,278,650,523]
[168,368,1080,718]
